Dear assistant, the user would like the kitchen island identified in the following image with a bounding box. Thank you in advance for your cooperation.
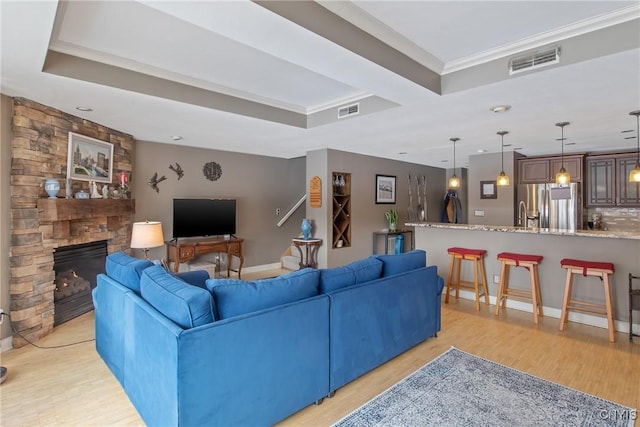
[408,222,640,334]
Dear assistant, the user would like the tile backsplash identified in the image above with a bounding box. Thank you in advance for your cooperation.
[586,207,640,232]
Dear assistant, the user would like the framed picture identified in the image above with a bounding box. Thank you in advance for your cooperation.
[480,180,497,199]
[67,132,114,183]
[375,174,396,204]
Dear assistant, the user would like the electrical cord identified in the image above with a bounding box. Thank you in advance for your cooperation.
[1,311,95,349]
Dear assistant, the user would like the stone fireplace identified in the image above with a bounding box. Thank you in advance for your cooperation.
[9,98,136,347]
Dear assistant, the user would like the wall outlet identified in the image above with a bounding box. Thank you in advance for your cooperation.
[493,274,500,284]
[275,208,281,215]
[0,308,4,325]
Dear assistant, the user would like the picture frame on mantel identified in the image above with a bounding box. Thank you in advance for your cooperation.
[375,174,396,204]
[480,180,497,199]
[67,132,114,183]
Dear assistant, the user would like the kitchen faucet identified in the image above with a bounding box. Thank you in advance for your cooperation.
[518,201,527,229]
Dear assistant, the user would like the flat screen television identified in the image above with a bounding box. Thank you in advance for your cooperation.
[173,198,236,239]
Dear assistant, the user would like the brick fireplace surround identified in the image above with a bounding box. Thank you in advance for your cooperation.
[9,98,136,347]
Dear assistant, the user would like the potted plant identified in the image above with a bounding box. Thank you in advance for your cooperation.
[384,208,398,232]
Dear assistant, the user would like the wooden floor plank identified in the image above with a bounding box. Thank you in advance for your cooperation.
[1,292,638,426]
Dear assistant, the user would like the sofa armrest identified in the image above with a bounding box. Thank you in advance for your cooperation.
[175,270,209,289]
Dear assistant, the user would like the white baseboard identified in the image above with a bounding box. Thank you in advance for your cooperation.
[451,289,640,335]
[1,336,13,353]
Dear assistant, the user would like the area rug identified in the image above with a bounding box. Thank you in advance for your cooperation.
[333,347,636,427]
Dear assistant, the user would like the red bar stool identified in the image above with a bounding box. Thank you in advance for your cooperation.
[445,247,489,310]
[495,252,544,324]
[559,258,616,342]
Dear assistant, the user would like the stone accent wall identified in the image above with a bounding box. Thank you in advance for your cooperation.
[10,98,135,347]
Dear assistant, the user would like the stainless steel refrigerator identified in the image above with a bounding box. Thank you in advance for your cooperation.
[516,183,581,231]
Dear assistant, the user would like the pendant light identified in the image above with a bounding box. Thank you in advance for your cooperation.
[629,110,640,183]
[496,131,510,186]
[555,122,570,185]
[448,137,460,188]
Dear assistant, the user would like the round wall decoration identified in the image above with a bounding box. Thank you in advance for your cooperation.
[203,161,222,181]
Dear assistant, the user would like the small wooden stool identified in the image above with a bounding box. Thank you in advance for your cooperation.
[495,252,544,324]
[560,258,616,342]
[445,247,489,310]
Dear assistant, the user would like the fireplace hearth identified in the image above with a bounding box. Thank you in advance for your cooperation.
[53,240,108,326]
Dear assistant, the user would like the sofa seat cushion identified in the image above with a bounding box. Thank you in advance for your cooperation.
[140,265,215,329]
[376,250,427,277]
[105,251,154,293]
[320,257,383,293]
[206,268,320,319]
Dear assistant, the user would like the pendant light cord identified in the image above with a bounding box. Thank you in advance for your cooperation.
[453,139,456,172]
[555,122,570,168]
[635,112,640,163]
[501,134,505,170]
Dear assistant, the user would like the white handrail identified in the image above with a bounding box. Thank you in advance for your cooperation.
[277,194,306,227]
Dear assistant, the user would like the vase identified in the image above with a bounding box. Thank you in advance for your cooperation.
[394,233,405,255]
[44,179,60,198]
[301,218,312,240]
[389,221,397,232]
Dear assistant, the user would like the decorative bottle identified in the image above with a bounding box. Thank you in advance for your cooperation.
[301,218,312,240]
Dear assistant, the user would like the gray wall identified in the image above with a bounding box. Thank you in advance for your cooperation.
[306,149,445,268]
[133,141,306,266]
[467,151,517,225]
[1,95,11,343]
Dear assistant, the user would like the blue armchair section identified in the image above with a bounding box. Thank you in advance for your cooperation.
[93,249,443,426]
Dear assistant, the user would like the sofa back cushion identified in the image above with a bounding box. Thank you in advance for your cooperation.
[140,265,215,329]
[105,251,154,293]
[376,250,427,277]
[206,268,320,319]
[319,265,356,293]
[319,257,383,293]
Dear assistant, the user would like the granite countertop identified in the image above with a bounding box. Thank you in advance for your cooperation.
[405,221,640,240]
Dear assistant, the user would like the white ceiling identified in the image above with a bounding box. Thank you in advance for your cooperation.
[1,0,639,169]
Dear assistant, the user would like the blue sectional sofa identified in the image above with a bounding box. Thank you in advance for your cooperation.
[93,249,444,427]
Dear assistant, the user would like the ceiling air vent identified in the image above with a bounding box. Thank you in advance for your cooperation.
[509,47,560,75]
[338,103,359,119]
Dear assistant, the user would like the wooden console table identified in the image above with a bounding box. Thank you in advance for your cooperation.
[166,237,244,278]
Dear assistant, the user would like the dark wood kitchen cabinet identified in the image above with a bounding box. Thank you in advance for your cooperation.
[586,153,640,207]
[518,155,583,183]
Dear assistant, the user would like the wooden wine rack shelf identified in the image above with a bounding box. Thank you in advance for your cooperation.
[332,172,351,248]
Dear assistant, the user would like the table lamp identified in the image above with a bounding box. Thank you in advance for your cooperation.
[131,220,164,259]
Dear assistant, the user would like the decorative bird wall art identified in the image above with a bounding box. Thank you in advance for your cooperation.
[147,172,167,193]
[169,162,184,180]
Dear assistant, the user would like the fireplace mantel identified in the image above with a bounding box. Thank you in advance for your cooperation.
[37,199,135,222]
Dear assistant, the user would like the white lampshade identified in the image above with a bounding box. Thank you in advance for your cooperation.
[131,221,164,252]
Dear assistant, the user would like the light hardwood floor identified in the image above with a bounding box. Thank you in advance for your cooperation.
[1,280,638,426]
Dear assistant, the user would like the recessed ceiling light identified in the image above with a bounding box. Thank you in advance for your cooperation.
[76,106,92,112]
[171,136,183,141]
[441,159,448,163]
[624,136,637,140]
[513,147,523,150]
[621,129,634,133]
[490,105,511,113]
[477,149,487,153]
[503,143,512,147]
[398,151,407,155]
[565,142,576,145]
